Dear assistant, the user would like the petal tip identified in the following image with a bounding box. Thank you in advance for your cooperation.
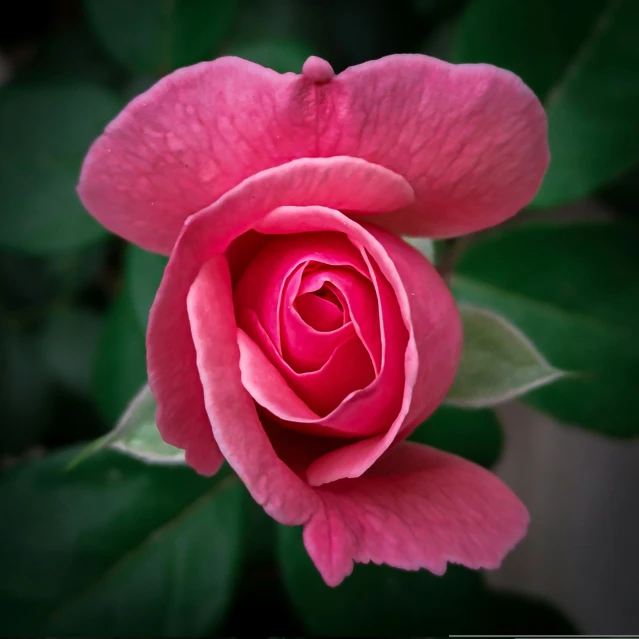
[302,56,335,83]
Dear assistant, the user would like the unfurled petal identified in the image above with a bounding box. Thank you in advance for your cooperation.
[79,58,414,256]
[79,55,545,251]
[325,55,548,237]
[305,441,529,587]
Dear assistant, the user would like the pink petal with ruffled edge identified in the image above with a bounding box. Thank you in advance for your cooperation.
[305,441,530,586]
[147,157,407,474]
[79,55,546,252]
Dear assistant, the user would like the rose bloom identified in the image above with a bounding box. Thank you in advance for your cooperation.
[79,55,548,586]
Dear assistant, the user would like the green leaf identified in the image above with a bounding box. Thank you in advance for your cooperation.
[0,447,244,636]
[404,236,437,263]
[72,384,184,468]
[278,525,484,636]
[453,220,639,437]
[0,242,109,310]
[93,290,147,425]
[84,0,239,75]
[125,244,168,329]
[410,405,503,468]
[225,40,313,73]
[456,0,639,207]
[40,307,103,396]
[22,23,126,85]
[0,323,52,455]
[0,83,120,254]
[445,305,565,408]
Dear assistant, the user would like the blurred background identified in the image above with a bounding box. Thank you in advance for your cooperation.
[1,0,638,636]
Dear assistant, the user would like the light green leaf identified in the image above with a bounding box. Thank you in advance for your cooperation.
[452,220,639,437]
[93,290,147,425]
[109,385,182,462]
[71,384,184,468]
[84,0,239,75]
[456,0,639,207]
[404,236,436,263]
[125,244,168,329]
[446,305,566,408]
[410,405,503,468]
[0,83,119,254]
[0,448,244,636]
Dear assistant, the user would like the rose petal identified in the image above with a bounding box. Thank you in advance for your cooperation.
[281,264,354,372]
[187,256,319,523]
[239,311,377,434]
[79,55,546,250]
[296,267,381,372]
[233,231,367,355]
[79,57,413,254]
[305,441,530,587]
[295,290,343,332]
[323,55,549,237]
[253,205,460,486]
[147,158,413,467]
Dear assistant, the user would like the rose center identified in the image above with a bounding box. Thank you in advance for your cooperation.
[294,284,344,332]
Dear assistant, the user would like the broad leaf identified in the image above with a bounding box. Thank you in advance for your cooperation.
[84,0,239,75]
[277,525,484,636]
[410,405,503,468]
[72,384,184,467]
[0,83,119,254]
[40,307,103,396]
[0,448,244,636]
[446,306,565,408]
[125,244,168,329]
[0,325,52,455]
[93,290,147,425]
[453,221,639,437]
[456,0,639,207]
[277,525,576,635]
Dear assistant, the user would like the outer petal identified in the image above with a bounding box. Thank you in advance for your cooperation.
[187,256,319,523]
[147,157,413,473]
[79,54,546,250]
[324,55,549,237]
[305,441,530,587]
[77,54,414,254]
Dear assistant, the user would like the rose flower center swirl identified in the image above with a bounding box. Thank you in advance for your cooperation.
[232,230,406,439]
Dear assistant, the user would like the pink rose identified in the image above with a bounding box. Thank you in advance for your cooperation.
[78,55,548,586]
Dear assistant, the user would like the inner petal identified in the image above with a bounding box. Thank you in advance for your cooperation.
[295,289,343,332]
[233,231,368,352]
[241,310,375,418]
[279,261,355,373]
